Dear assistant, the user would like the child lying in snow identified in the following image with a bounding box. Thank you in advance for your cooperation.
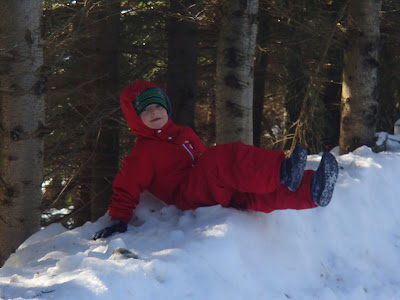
[92,81,338,240]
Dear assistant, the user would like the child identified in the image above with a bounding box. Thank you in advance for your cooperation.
[92,80,339,240]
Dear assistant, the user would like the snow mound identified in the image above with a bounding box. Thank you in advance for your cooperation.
[1,147,400,300]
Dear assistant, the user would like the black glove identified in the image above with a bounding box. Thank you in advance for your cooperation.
[92,220,127,240]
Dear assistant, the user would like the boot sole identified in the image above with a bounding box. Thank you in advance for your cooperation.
[313,153,339,207]
[288,146,307,191]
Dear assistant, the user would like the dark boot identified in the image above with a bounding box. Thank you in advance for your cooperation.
[280,145,307,191]
[311,152,339,207]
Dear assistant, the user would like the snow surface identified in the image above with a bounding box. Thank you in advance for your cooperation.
[1,146,400,300]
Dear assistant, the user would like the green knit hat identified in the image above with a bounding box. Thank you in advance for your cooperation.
[134,88,170,116]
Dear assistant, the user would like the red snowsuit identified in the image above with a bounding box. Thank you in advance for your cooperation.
[108,81,317,223]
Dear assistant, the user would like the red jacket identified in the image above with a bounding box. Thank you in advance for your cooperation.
[109,81,316,223]
[108,81,207,223]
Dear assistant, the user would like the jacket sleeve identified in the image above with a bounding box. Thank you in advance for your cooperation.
[108,147,154,223]
[188,128,207,153]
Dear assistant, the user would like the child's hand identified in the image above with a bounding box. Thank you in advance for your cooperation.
[92,220,127,240]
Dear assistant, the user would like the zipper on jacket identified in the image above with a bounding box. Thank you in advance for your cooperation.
[182,144,195,166]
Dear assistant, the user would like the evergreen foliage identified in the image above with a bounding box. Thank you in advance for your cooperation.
[6,0,398,227]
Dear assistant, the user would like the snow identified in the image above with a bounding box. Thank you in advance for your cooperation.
[1,146,400,300]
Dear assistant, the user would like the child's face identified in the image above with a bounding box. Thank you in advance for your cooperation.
[139,103,168,129]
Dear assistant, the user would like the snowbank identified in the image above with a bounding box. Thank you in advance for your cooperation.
[1,146,400,300]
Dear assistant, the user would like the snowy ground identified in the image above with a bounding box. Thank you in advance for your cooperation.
[1,146,400,300]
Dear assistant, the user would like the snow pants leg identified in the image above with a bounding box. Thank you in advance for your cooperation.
[230,170,317,212]
[176,142,317,212]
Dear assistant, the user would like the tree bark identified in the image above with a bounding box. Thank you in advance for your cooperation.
[339,0,382,155]
[215,0,259,145]
[0,0,45,266]
[71,0,121,225]
[253,50,268,147]
[167,0,199,128]
[88,0,121,223]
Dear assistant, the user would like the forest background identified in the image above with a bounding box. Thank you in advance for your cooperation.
[0,0,399,266]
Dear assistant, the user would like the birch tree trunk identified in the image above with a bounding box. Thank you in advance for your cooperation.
[339,0,382,155]
[0,0,45,266]
[215,0,259,145]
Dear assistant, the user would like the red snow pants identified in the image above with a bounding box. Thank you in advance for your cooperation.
[175,142,317,213]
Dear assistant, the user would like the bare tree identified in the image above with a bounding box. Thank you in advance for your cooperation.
[339,0,382,155]
[0,0,45,266]
[215,0,259,145]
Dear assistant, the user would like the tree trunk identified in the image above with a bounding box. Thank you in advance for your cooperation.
[71,0,121,225]
[253,50,268,147]
[215,0,259,145]
[339,0,382,155]
[0,0,45,266]
[167,0,199,128]
[88,0,121,223]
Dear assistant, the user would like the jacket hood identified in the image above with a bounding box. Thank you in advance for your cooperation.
[120,81,173,137]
